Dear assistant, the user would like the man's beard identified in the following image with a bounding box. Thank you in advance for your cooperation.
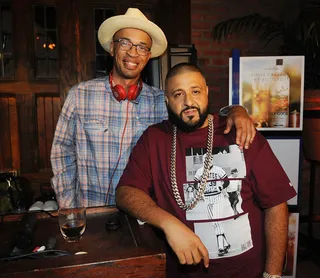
[167,105,209,133]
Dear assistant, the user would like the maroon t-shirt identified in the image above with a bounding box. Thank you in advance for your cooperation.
[117,114,296,278]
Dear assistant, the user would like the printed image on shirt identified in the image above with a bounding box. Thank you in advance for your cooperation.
[184,144,245,221]
[185,144,246,181]
[194,213,253,259]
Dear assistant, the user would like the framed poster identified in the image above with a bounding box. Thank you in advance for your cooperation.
[229,56,305,131]
[266,138,300,206]
[283,212,299,278]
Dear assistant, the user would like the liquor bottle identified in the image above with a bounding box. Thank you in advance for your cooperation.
[251,71,270,128]
[269,59,290,128]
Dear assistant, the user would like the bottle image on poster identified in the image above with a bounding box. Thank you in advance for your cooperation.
[269,59,290,128]
[251,72,270,128]
[237,56,304,131]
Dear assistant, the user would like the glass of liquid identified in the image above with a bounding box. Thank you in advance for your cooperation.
[58,207,86,242]
[251,75,270,128]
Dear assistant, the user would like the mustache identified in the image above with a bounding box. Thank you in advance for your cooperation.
[181,106,200,114]
[167,104,209,133]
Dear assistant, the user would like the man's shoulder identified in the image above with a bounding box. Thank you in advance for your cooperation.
[142,82,164,92]
[64,78,109,105]
[72,77,106,90]
[69,77,106,94]
[141,83,164,98]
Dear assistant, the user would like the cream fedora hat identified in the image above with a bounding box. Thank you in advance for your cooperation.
[98,8,167,58]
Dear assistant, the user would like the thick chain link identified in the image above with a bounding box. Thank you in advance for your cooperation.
[170,115,214,210]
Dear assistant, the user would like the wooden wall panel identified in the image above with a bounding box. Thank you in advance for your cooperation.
[37,96,61,170]
[77,0,95,82]
[0,97,12,170]
[45,97,54,169]
[57,0,78,103]
[8,97,20,170]
[52,97,61,125]
[37,97,46,169]
[12,0,31,81]
[16,94,38,173]
[0,96,19,172]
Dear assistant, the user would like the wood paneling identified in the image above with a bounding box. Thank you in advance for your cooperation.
[37,95,60,170]
[0,96,19,171]
[0,82,59,94]
[57,0,78,102]
[16,94,38,173]
[37,97,46,169]
[52,97,61,125]
[8,97,20,170]
[77,0,95,82]
[44,97,54,168]
[0,97,12,170]
[12,0,32,81]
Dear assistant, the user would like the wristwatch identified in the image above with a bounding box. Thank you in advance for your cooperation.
[219,104,249,116]
[263,271,282,278]
[219,105,238,116]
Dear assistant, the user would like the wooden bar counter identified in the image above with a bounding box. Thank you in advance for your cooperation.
[0,207,166,277]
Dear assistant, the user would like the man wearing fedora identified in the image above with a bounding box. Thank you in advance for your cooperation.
[50,8,255,208]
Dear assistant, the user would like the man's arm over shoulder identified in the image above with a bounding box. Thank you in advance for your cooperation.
[50,87,78,207]
[220,105,256,150]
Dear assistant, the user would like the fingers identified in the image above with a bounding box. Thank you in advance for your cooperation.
[175,244,209,268]
[186,251,197,265]
[223,118,233,135]
[175,250,195,266]
[176,251,187,265]
[237,123,249,150]
[199,244,210,268]
[250,123,257,143]
[233,120,256,150]
[164,220,210,268]
[223,105,256,149]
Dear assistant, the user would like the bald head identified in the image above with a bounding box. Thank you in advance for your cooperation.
[165,63,205,92]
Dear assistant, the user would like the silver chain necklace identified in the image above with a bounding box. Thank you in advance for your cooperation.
[170,114,214,210]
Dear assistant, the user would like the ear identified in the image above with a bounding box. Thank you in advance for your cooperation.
[165,95,168,106]
[146,51,152,62]
[109,41,115,57]
[206,85,209,96]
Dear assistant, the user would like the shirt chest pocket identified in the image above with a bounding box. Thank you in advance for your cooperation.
[82,119,109,133]
[81,119,114,144]
[80,119,113,161]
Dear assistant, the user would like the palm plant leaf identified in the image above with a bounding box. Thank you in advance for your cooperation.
[212,1,320,89]
[212,13,284,45]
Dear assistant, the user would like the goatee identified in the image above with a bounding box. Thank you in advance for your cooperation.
[167,105,209,133]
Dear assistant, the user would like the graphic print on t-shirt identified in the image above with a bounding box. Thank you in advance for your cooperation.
[183,144,252,259]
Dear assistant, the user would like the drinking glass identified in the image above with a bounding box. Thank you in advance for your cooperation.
[58,207,86,242]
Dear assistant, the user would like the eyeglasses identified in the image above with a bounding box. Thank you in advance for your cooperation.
[113,38,151,56]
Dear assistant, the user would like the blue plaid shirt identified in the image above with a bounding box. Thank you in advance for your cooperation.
[50,76,167,207]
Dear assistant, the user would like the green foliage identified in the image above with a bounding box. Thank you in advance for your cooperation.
[212,1,320,89]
